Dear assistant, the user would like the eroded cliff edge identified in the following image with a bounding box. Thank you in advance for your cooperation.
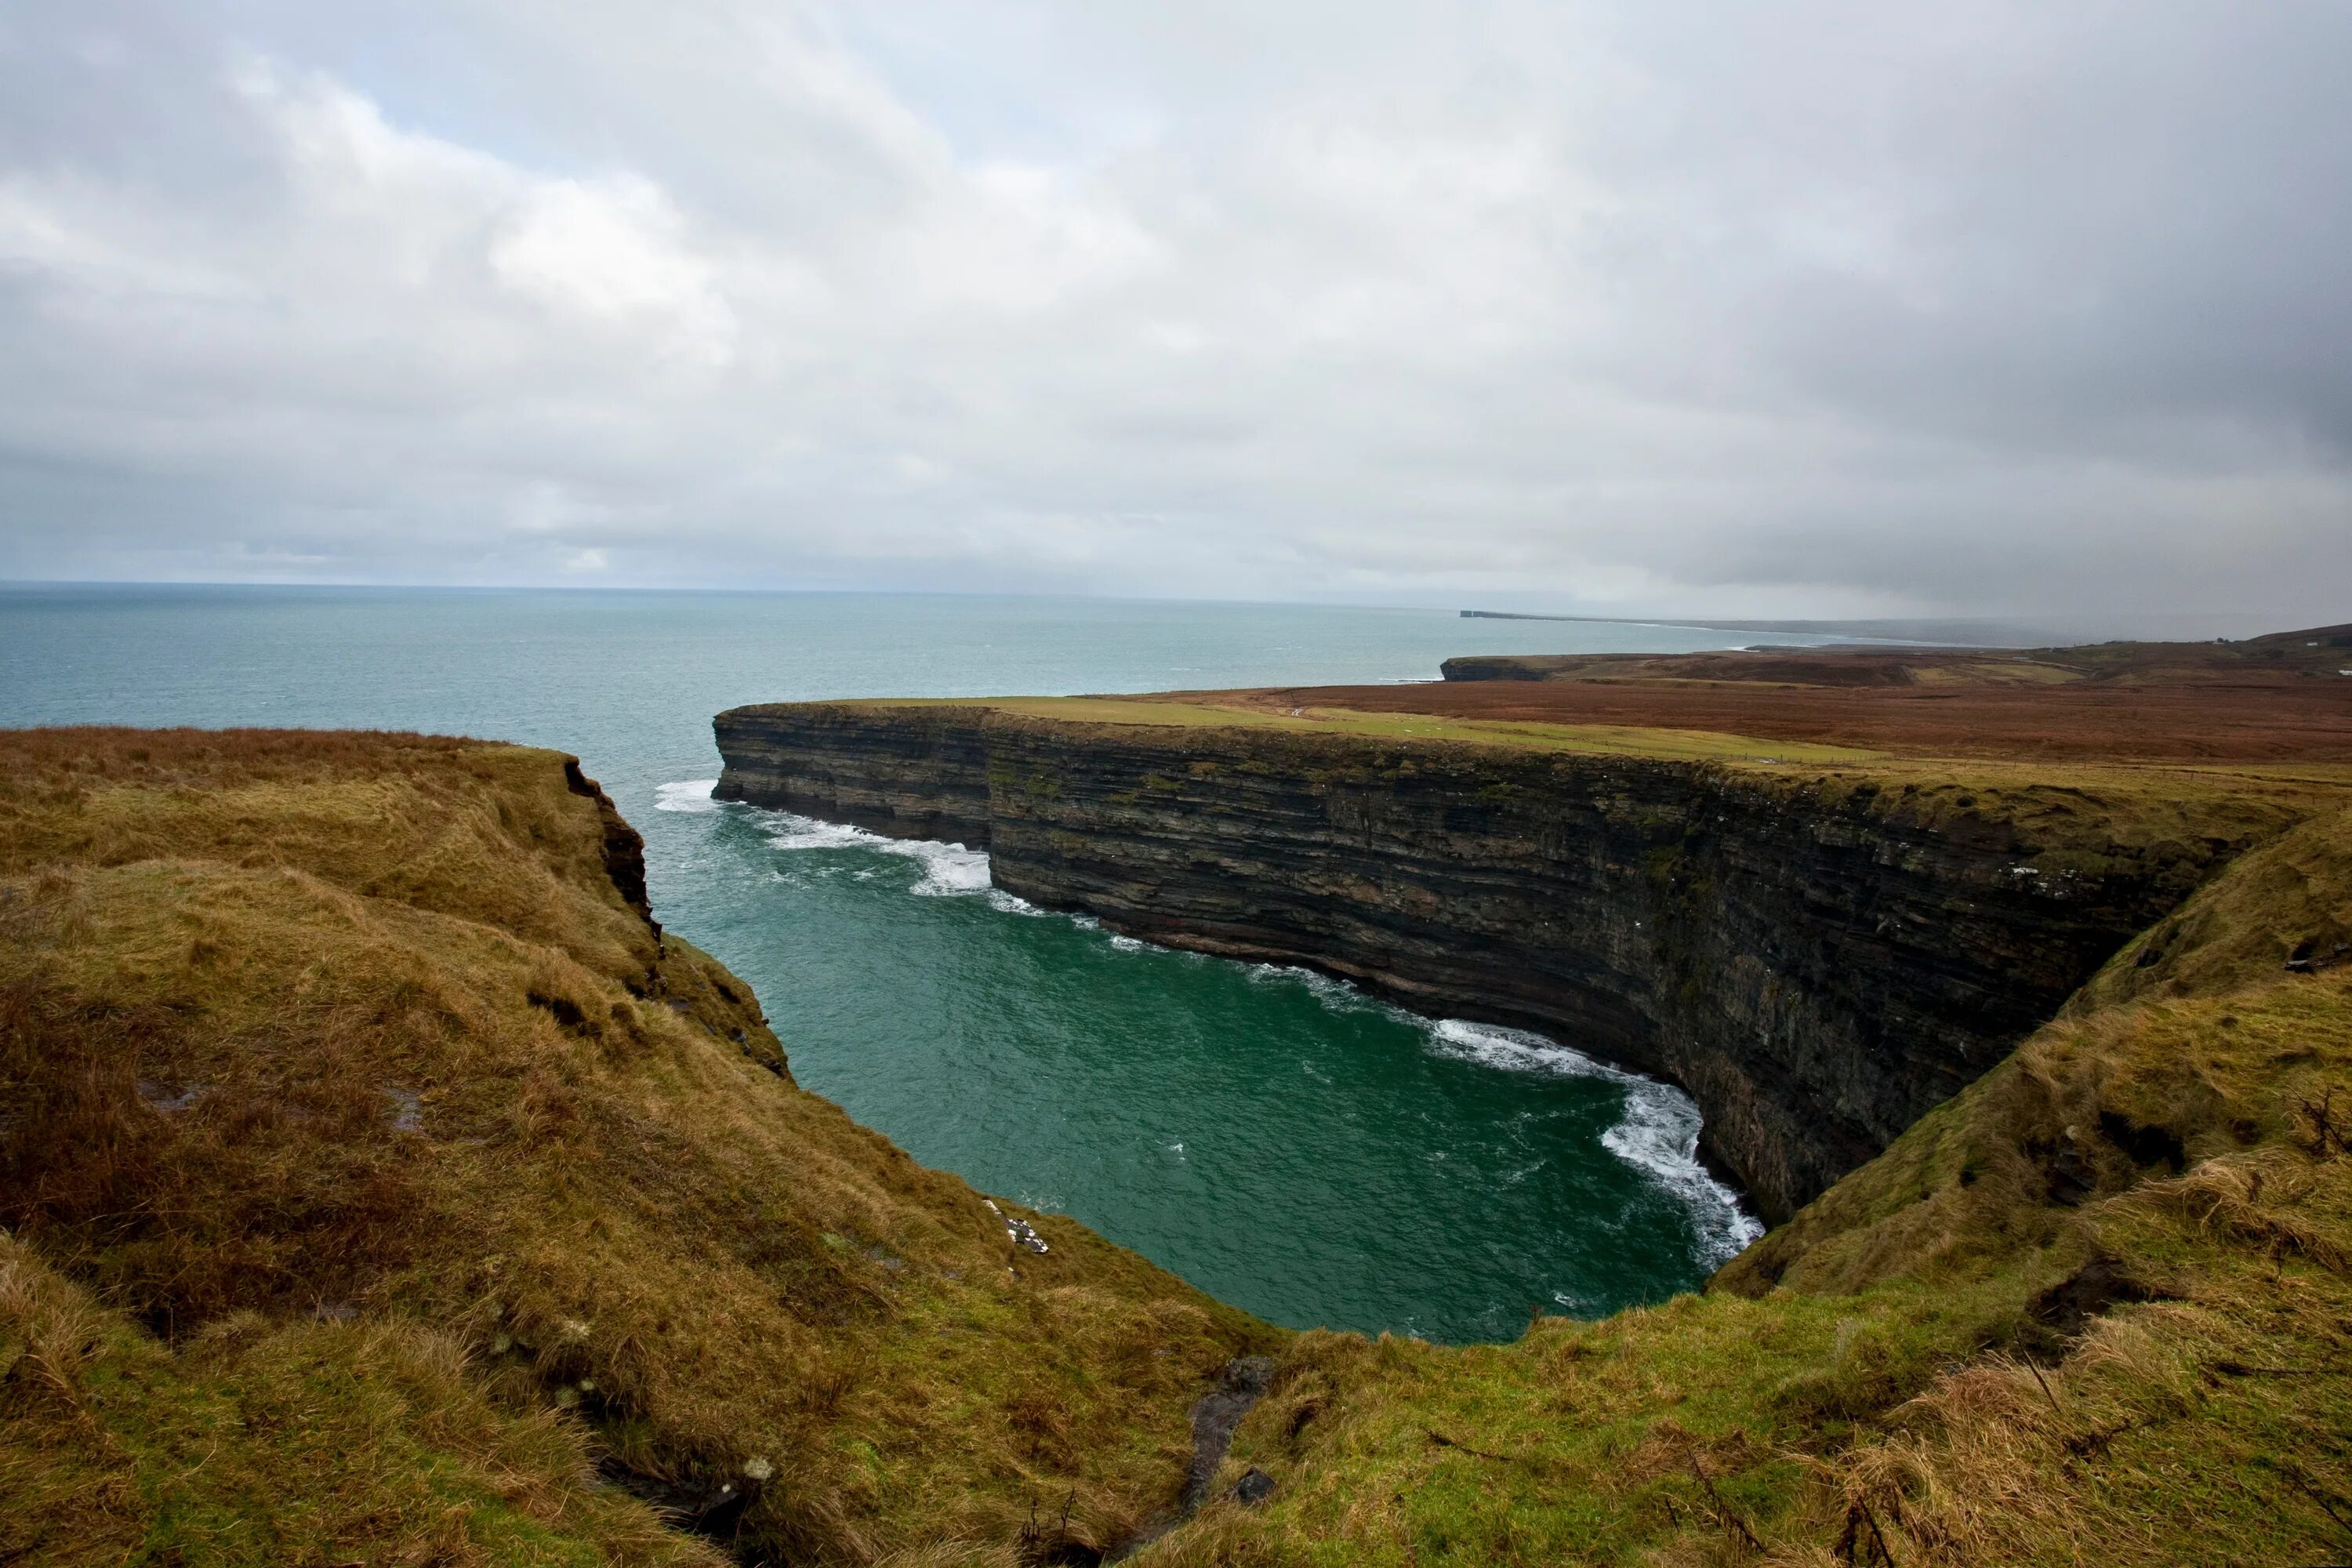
[714,700,2316,1220]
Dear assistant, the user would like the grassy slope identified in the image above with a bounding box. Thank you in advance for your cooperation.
[0,729,1275,1566]
[11,722,2351,1567]
[1134,807,2352,1566]
[821,698,2352,892]
[855,695,1886,766]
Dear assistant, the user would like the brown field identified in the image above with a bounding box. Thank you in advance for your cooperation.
[1221,622,2352,763]
[10,684,2352,1563]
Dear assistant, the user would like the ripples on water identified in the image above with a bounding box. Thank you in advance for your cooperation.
[5,588,1811,1344]
[661,779,1759,1341]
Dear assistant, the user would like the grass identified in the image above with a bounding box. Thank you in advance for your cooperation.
[843,695,1888,766]
[0,728,1275,1566]
[8,723,2351,1566]
[1,1234,717,1567]
[1126,803,2352,1566]
[808,698,2352,891]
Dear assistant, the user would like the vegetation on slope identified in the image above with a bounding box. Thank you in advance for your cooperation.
[1134,806,2352,1565]
[0,729,1273,1566]
[9,720,2349,1567]
[792,697,2352,898]
[1307,623,2352,764]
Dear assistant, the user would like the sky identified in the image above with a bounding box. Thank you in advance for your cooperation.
[1,1,2348,622]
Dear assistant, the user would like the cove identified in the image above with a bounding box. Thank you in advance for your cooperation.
[658,779,1757,1344]
[1,586,1831,1345]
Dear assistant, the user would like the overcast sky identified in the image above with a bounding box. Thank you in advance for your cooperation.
[2,1,2347,619]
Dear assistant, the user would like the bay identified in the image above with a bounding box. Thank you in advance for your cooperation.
[0,584,1813,1341]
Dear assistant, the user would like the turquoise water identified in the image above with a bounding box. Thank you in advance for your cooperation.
[0,585,1811,1341]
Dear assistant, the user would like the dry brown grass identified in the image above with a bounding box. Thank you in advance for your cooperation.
[11,723,2350,1566]
[1274,627,2352,762]
[1120,807,2352,1566]
[0,1232,725,1567]
[0,727,1275,1565]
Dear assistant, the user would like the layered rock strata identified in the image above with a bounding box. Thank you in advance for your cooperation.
[713,702,2251,1220]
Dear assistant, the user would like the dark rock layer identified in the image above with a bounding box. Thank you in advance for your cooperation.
[713,703,2246,1221]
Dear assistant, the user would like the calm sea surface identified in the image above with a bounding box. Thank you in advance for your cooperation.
[1,585,1831,1341]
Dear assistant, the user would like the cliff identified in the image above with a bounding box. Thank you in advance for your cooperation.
[0,728,1272,1566]
[9,720,2351,1566]
[715,700,2325,1221]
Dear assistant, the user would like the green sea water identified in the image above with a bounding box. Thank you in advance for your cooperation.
[0,585,1805,1341]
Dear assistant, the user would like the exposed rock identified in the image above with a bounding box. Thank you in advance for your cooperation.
[1185,1357,1275,1511]
[564,756,662,938]
[985,1197,1051,1254]
[713,704,2250,1220]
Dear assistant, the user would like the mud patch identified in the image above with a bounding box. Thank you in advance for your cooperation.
[1181,1356,1276,1511]
[1109,1356,1276,1561]
[2020,1256,2161,1360]
[2098,1111,2187,1172]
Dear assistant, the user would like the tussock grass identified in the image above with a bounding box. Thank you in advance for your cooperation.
[811,698,2352,868]
[860,695,1886,768]
[0,1232,720,1567]
[9,724,2349,1566]
[0,728,1274,1564]
[1127,807,2352,1566]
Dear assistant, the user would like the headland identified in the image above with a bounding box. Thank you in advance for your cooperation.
[6,624,2350,1564]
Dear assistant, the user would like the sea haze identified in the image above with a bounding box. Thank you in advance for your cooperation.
[0,585,1827,1340]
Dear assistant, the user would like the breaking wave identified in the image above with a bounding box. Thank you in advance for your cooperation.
[721,801,1041,912]
[1424,1019,1763,1265]
[1240,961,1390,1017]
[653,779,722,813]
[692,792,1762,1265]
[757,811,983,897]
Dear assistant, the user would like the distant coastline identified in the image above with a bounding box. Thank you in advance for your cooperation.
[1460,609,2038,648]
[1457,608,2297,648]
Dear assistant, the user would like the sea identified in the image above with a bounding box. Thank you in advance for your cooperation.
[0,584,1848,1341]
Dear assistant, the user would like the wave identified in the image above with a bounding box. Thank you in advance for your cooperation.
[1241,961,1397,1018]
[733,806,992,900]
[1424,1019,1762,1265]
[710,795,1762,1265]
[654,779,722,813]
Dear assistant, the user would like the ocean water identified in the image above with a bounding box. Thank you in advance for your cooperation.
[0,584,1820,1341]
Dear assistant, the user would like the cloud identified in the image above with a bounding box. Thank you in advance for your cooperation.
[490,176,735,358]
[0,0,2346,621]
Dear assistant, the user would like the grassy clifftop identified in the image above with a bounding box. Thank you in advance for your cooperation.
[7,723,2350,1566]
[1141,808,2352,1566]
[0,729,1272,1566]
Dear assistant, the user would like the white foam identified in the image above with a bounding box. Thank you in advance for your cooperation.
[760,815,882,852]
[654,779,722,813]
[899,840,992,898]
[736,803,1762,1265]
[1242,962,1392,1018]
[1232,968,1761,1261]
[1424,1019,1763,1266]
[750,808,1000,899]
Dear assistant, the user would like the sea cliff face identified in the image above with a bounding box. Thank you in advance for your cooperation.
[713,702,2268,1221]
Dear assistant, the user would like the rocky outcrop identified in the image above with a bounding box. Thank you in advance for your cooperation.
[564,756,660,938]
[713,702,2268,1221]
[1440,655,1556,681]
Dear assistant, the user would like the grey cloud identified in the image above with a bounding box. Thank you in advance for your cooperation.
[0,0,2346,621]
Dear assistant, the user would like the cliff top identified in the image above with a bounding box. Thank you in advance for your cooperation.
[0,726,1270,1566]
[739,686,2352,869]
[14,714,2352,1564]
[1412,624,2352,762]
[753,622,2352,768]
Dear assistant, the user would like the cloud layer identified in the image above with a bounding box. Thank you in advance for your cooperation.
[2,0,2347,619]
